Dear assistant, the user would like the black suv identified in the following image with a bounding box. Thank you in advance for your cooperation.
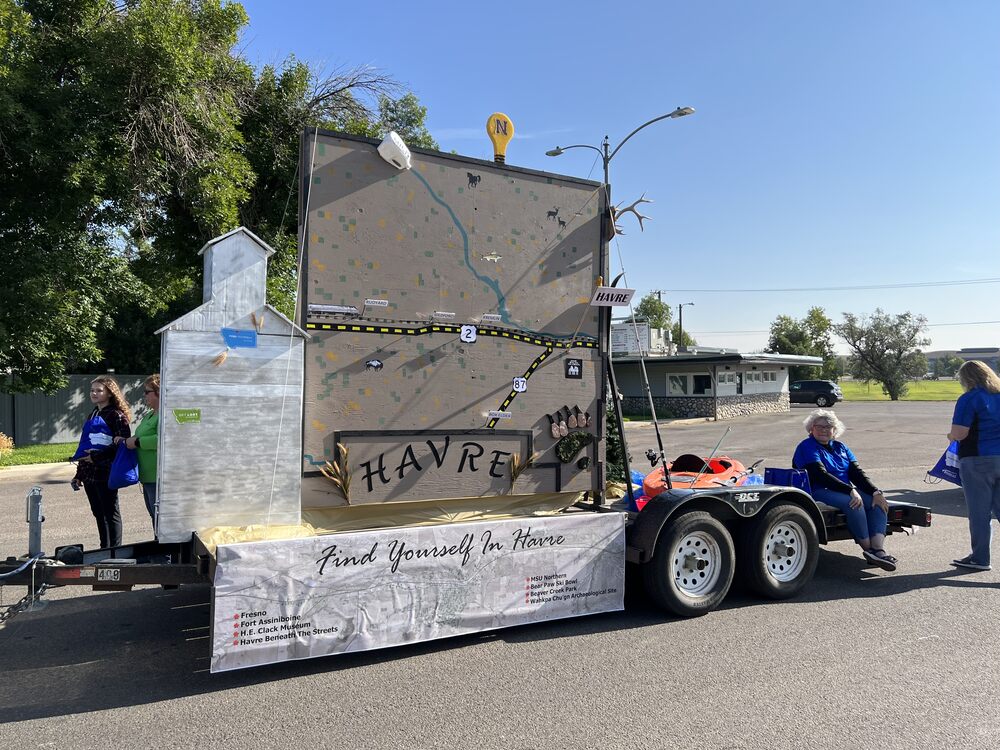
[789,380,843,407]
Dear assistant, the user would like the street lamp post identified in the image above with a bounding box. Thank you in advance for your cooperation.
[677,302,694,352]
[545,106,694,189]
[546,107,695,502]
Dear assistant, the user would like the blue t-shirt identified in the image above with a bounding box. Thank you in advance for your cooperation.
[952,387,1000,457]
[793,436,856,484]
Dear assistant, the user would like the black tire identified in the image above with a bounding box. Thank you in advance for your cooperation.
[815,394,830,407]
[739,502,819,600]
[642,511,735,617]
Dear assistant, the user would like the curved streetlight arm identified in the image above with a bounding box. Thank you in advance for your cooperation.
[607,106,694,163]
[545,143,605,158]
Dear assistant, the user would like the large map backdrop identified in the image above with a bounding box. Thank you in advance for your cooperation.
[299,131,607,506]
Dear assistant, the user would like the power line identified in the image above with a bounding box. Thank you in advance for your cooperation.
[659,278,1000,294]
[928,320,1000,327]
[689,320,1000,335]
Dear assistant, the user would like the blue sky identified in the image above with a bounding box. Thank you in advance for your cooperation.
[238,0,999,354]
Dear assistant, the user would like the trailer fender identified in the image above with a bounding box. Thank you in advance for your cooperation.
[626,486,827,564]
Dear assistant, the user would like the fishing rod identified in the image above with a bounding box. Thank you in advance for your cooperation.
[610,271,673,491]
[690,426,732,488]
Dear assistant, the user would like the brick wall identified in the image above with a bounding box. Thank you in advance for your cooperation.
[622,392,789,420]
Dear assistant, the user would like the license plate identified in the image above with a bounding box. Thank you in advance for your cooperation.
[97,568,121,582]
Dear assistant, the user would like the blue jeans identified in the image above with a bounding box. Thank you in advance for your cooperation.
[141,482,157,527]
[811,486,887,543]
[959,455,1000,565]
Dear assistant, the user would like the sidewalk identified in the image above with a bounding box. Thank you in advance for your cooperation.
[624,417,715,428]
[0,462,75,482]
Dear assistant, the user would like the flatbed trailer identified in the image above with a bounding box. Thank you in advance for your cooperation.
[2,482,931,623]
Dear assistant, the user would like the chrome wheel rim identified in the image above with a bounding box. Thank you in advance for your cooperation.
[672,531,723,598]
[763,520,808,583]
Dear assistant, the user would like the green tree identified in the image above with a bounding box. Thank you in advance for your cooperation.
[934,353,964,378]
[834,309,930,400]
[1,1,435,390]
[766,307,837,380]
[604,402,626,482]
[632,292,672,330]
[670,323,698,349]
[1,0,254,391]
[338,92,438,150]
[629,293,697,348]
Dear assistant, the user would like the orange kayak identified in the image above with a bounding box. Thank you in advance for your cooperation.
[642,454,748,498]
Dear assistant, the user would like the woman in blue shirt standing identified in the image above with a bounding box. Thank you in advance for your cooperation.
[948,360,1000,572]
[793,409,896,571]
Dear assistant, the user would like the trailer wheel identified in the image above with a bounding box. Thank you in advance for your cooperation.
[740,502,819,599]
[643,511,735,617]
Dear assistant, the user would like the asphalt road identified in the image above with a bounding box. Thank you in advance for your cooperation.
[2,401,998,750]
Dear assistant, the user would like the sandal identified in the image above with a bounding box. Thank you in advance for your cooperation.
[863,548,897,572]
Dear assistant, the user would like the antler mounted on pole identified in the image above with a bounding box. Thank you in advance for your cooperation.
[610,193,653,235]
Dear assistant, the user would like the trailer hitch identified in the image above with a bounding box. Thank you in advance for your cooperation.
[0,570,50,624]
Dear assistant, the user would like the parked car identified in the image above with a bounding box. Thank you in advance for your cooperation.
[789,379,843,407]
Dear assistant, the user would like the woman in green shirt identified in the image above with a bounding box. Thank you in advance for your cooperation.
[125,374,159,528]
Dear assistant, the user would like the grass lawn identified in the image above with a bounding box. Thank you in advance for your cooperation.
[0,442,76,468]
[840,380,962,401]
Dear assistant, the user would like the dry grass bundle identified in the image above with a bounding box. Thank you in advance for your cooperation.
[0,432,14,460]
[509,451,538,491]
[320,443,352,504]
[212,350,229,366]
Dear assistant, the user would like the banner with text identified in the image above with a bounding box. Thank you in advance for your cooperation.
[211,513,625,672]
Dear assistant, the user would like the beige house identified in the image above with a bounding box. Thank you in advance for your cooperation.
[611,351,823,419]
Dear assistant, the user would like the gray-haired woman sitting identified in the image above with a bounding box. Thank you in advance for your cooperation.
[793,408,896,571]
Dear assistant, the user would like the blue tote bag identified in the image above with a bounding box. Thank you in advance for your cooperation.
[763,467,812,494]
[108,444,139,490]
[926,441,962,486]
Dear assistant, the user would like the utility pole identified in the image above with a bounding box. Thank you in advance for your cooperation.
[677,302,695,352]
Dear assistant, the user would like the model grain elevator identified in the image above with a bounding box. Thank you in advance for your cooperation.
[155,227,309,543]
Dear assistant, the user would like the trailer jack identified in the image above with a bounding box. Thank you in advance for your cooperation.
[0,486,51,624]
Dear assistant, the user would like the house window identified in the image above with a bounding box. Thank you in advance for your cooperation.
[693,374,713,395]
[668,374,689,395]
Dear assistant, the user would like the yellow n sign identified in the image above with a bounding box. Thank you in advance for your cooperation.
[486,112,514,164]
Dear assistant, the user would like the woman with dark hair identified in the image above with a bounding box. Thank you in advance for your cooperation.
[948,360,1000,571]
[793,408,896,571]
[72,375,132,548]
